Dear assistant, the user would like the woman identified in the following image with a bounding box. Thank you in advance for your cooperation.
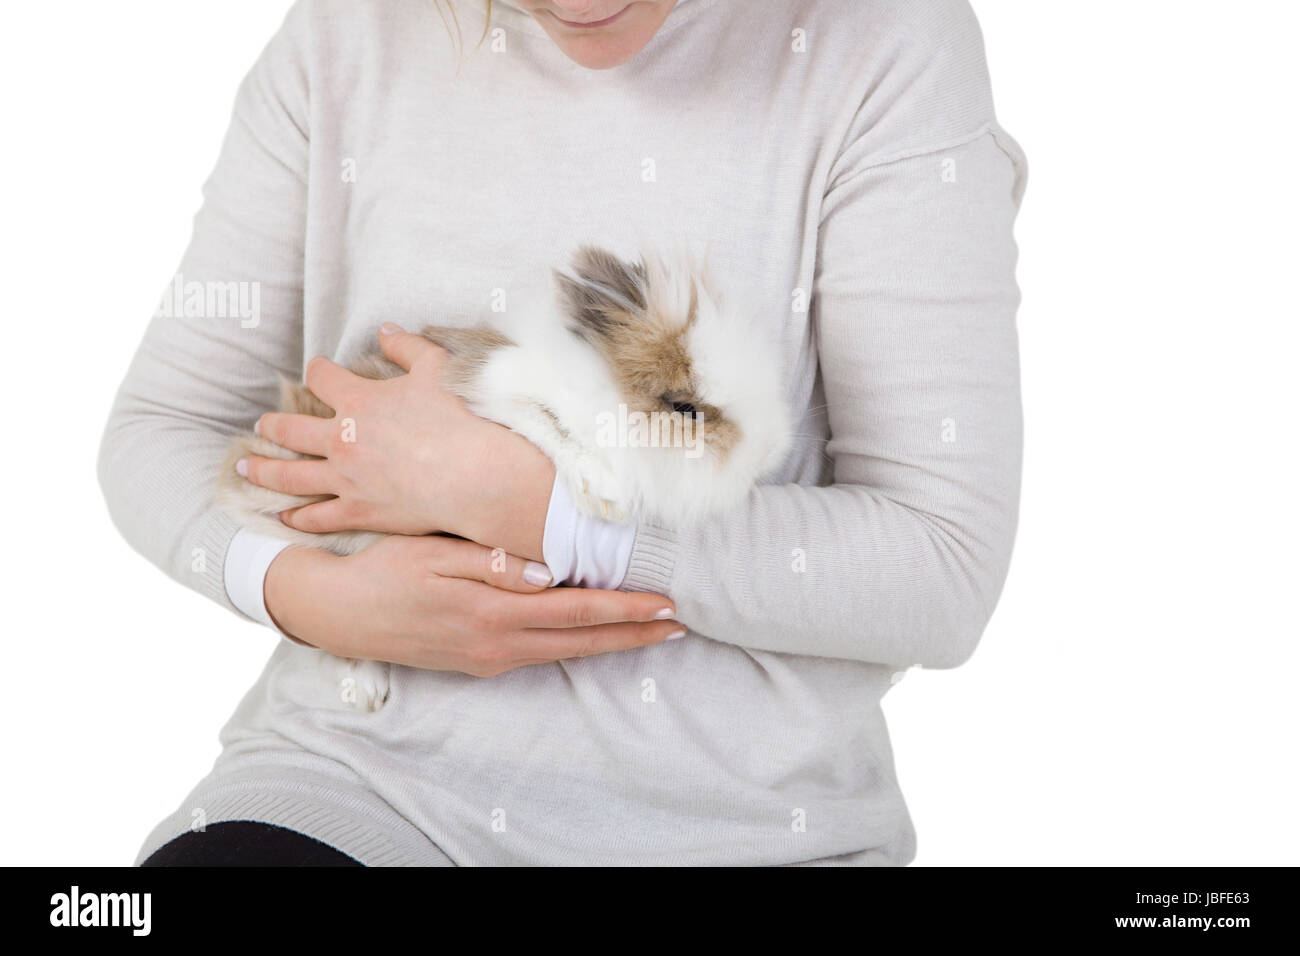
[101,0,1026,866]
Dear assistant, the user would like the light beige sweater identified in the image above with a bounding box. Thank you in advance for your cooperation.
[101,0,1027,865]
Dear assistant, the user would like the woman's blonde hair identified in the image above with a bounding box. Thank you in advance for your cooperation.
[434,0,495,57]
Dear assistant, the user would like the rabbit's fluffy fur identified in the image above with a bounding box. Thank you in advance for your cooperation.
[217,245,790,710]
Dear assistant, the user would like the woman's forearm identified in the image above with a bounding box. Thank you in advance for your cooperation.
[624,482,1017,670]
[261,535,683,674]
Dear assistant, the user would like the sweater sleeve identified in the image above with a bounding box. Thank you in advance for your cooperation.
[623,125,1027,670]
[96,4,312,613]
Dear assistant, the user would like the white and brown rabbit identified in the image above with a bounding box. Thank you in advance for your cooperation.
[217,244,791,709]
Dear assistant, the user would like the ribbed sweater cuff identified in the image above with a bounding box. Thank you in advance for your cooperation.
[192,509,245,612]
[621,522,678,594]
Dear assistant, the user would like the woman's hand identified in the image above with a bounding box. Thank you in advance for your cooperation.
[241,326,555,562]
[264,535,683,677]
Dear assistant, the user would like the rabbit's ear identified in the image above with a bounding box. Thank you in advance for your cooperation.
[553,245,649,343]
[420,325,514,393]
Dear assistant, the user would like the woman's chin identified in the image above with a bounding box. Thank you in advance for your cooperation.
[533,1,678,69]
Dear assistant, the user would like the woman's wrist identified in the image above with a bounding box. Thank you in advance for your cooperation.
[452,425,555,562]
[264,545,341,650]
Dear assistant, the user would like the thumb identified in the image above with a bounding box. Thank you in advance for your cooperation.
[377,323,444,372]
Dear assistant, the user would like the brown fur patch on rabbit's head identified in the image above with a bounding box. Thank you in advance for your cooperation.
[553,245,740,459]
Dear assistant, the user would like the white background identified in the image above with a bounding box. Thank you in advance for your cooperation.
[1,1,1295,866]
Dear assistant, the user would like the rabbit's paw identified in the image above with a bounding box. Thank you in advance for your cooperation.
[573,468,628,522]
[334,659,391,712]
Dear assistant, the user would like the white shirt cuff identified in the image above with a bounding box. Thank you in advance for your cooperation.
[542,473,637,590]
[224,526,295,635]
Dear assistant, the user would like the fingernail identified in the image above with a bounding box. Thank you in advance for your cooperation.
[523,561,552,587]
[235,458,248,477]
[379,322,404,335]
[654,608,675,620]
[253,417,262,437]
[666,629,687,641]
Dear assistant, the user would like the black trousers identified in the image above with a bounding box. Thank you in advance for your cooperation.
[141,821,363,867]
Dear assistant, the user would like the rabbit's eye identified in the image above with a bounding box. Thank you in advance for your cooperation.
[662,394,698,417]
